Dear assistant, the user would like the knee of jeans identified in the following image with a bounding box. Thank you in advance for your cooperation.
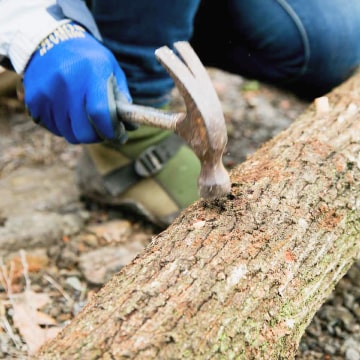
[220,0,310,83]
[275,0,360,93]
[269,0,311,81]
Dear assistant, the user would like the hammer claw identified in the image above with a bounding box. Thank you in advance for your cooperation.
[155,45,196,96]
[173,42,209,82]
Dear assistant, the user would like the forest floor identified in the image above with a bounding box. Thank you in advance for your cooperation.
[0,68,359,359]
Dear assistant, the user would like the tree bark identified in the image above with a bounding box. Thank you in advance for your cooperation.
[37,73,360,360]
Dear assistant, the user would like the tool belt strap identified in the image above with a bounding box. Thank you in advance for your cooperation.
[103,134,183,196]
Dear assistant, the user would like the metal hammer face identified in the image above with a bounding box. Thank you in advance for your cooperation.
[116,42,231,199]
[155,42,231,199]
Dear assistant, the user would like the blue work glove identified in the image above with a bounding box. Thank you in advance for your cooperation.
[23,23,133,144]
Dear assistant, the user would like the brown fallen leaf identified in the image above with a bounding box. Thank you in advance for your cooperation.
[87,219,133,244]
[11,290,62,354]
[5,250,49,286]
[35,311,57,326]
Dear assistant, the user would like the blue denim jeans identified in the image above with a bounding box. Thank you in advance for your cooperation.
[91,0,360,102]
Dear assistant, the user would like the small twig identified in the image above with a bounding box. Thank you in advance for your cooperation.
[20,250,31,292]
[1,313,22,349]
[0,258,14,295]
[0,262,22,349]
[1,302,22,350]
[43,274,73,304]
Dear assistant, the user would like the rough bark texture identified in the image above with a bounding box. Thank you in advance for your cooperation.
[37,74,360,359]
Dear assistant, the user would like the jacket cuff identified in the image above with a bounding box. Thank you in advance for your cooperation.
[9,18,70,74]
[1,1,101,74]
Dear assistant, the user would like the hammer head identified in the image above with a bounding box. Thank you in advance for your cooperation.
[155,42,231,199]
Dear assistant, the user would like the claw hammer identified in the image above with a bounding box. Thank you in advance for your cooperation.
[116,41,231,200]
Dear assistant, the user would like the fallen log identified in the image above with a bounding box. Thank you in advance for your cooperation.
[37,73,360,359]
[0,68,19,97]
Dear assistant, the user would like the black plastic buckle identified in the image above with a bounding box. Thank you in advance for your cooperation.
[134,145,165,177]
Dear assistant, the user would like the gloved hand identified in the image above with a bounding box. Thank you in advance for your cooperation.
[23,22,133,144]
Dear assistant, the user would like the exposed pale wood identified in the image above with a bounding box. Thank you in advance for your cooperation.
[37,73,360,359]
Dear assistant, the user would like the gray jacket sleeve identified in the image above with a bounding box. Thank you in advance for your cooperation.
[0,0,100,73]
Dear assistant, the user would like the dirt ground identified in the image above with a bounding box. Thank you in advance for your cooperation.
[0,68,359,359]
